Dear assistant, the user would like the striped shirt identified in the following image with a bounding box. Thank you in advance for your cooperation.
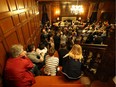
[44,55,59,76]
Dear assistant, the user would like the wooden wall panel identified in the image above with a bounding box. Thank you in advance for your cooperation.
[27,0,32,7]
[19,12,27,22]
[12,14,20,26]
[5,32,19,49]
[0,42,6,87]
[28,22,33,36]
[21,24,30,44]
[0,42,6,72]
[36,15,40,28]
[23,0,28,8]
[35,30,40,47]
[7,0,17,11]
[0,27,3,39]
[29,10,33,17]
[0,0,9,12]
[30,20,35,33]
[0,17,14,34]
[16,0,24,9]
[26,11,30,19]
[0,0,40,86]
[17,27,25,45]
[32,31,36,44]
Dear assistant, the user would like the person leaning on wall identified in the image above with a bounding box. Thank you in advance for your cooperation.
[3,44,35,87]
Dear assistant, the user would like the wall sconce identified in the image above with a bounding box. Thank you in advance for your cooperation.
[55,10,60,15]
[57,17,60,21]
[78,17,81,20]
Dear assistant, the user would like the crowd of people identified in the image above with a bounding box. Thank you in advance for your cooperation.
[3,19,115,87]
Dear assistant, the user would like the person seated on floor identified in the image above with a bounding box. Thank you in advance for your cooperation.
[27,44,44,70]
[36,42,48,58]
[62,44,83,80]
[74,37,82,45]
[44,47,59,76]
[4,44,35,87]
[93,35,103,44]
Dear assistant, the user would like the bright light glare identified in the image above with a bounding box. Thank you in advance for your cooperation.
[36,12,39,15]
[71,5,84,15]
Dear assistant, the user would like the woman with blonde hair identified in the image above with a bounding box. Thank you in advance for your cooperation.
[62,44,83,79]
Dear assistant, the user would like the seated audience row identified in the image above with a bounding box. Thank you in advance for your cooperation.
[4,43,83,87]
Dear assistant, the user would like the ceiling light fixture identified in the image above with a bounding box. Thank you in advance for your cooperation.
[70,0,84,15]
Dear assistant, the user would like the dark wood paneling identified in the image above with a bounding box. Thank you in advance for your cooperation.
[0,0,40,87]
[5,32,19,49]
[28,22,33,36]
[19,12,27,22]
[21,24,30,44]
[17,27,25,45]
[30,19,35,33]
[0,17,14,34]
[0,42,6,73]
[0,42,6,87]
[12,14,20,26]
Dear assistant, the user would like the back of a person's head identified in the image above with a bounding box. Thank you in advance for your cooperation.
[74,38,81,44]
[38,43,45,50]
[10,44,23,58]
[48,47,55,56]
[70,44,82,58]
[60,43,66,48]
[68,44,83,60]
[27,44,35,52]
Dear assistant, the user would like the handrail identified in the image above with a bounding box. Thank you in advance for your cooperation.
[81,43,108,78]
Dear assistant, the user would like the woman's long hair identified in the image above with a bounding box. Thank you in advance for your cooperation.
[68,44,83,60]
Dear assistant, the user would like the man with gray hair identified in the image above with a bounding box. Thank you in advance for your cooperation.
[4,44,35,87]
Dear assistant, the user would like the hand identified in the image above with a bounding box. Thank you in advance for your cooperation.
[19,51,27,58]
[40,57,44,62]
[40,52,44,57]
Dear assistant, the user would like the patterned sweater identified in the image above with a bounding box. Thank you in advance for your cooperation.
[44,55,59,76]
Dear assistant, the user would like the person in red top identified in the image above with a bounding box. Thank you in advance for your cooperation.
[4,44,35,87]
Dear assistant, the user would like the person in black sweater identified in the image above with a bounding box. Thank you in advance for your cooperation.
[58,43,69,66]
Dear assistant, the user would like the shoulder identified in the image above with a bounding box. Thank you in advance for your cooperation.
[27,52,37,56]
[54,57,59,60]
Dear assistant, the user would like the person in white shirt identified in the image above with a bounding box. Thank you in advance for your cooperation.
[36,43,48,57]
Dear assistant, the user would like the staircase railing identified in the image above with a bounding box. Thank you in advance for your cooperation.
[81,44,108,80]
